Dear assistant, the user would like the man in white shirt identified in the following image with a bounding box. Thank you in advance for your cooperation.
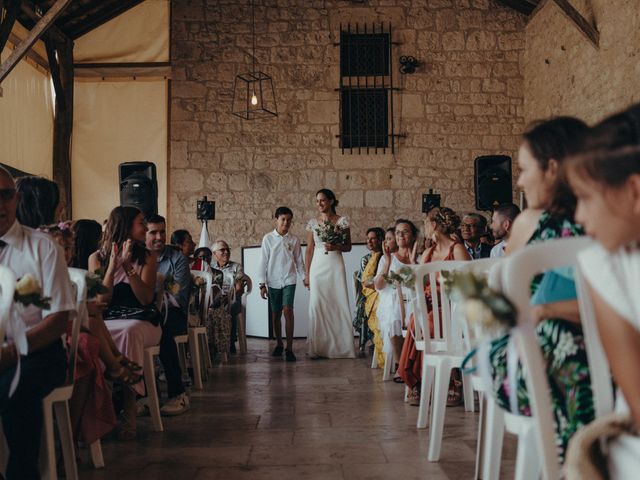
[489,203,521,258]
[0,167,75,479]
[258,207,305,361]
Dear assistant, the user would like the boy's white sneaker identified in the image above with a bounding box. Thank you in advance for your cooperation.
[160,393,190,416]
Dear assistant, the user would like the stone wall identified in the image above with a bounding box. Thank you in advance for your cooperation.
[524,0,640,124]
[170,0,525,256]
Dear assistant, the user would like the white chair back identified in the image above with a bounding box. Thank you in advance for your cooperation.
[501,236,603,480]
[574,266,614,418]
[67,268,87,385]
[190,270,214,322]
[453,257,503,351]
[412,260,467,353]
[0,267,16,341]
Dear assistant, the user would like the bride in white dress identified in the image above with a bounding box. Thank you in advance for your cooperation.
[304,189,357,359]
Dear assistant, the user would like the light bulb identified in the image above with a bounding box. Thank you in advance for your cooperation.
[250,93,258,106]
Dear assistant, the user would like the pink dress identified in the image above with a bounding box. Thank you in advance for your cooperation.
[105,266,162,396]
[68,324,117,443]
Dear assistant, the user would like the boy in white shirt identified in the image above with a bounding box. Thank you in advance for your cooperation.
[258,207,305,362]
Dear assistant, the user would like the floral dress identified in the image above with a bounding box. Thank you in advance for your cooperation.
[489,211,594,461]
[205,268,231,358]
[353,252,372,351]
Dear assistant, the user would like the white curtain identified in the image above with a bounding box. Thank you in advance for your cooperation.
[0,45,53,177]
[74,0,169,63]
[71,79,168,222]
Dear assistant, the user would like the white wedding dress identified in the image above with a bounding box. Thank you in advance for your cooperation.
[306,217,357,358]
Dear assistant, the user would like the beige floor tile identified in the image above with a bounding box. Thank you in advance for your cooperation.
[249,444,387,466]
[78,339,517,480]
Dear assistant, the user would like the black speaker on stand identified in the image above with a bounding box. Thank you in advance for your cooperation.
[119,162,158,216]
[474,155,512,211]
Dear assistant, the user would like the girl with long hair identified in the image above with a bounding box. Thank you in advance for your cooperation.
[89,206,161,439]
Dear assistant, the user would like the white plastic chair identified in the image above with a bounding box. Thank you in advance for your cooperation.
[141,345,164,432]
[189,270,214,388]
[237,274,252,355]
[37,268,85,480]
[496,236,612,480]
[0,267,15,475]
[411,260,473,462]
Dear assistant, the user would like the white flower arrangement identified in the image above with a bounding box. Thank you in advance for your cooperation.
[442,270,516,337]
[14,274,51,309]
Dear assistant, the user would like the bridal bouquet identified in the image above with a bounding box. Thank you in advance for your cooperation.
[14,274,51,309]
[314,220,346,254]
[441,270,516,337]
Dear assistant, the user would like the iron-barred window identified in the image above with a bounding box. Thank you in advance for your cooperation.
[338,23,398,154]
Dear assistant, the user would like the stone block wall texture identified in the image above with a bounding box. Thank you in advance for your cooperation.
[170,0,525,255]
[524,0,640,124]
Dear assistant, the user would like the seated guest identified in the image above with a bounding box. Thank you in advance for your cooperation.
[489,117,593,461]
[374,227,398,370]
[353,227,384,356]
[171,229,196,262]
[41,222,119,446]
[71,219,102,269]
[359,228,386,366]
[192,246,213,272]
[146,214,190,415]
[89,206,162,439]
[461,213,492,259]
[15,175,60,228]
[40,222,74,265]
[375,220,419,381]
[564,104,640,477]
[211,240,244,354]
[0,167,74,479]
[398,208,470,405]
[489,203,521,258]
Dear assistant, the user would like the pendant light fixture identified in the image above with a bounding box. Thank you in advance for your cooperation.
[231,0,278,120]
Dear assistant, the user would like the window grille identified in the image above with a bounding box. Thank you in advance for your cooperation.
[337,22,400,154]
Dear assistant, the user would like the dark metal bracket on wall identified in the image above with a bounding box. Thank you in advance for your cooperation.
[335,22,405,155]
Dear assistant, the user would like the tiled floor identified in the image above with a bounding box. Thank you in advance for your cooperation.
[78,339,516,479]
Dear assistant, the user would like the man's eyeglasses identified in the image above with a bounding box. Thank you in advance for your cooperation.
[217,248,230,253]
[460,223,479,230]
[0,188,16,202]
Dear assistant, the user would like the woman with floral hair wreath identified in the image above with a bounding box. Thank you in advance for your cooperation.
[396,207,470,405]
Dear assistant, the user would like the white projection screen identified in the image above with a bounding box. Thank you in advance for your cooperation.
[242,244,369,339]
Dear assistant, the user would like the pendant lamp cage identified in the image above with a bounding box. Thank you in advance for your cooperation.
[231,0,278,120]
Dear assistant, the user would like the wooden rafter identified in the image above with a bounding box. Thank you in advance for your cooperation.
[496,0,539,15]
[65,0,145,39]
[552,0,599,48]
[0,0,71,83]
[74,61,171,79]
[20,0,67,44]
[0,0,21,53]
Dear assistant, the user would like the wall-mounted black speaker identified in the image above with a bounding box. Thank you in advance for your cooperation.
[119,162,158,216]
[474,155,512,211]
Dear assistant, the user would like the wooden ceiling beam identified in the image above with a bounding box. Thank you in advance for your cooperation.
[20,0,68,44]
[74,61,171,78]
[496,0,539,15]
[0,0,71,83]
[0,0,21,54]
[66,0,145,39]
[553,0,599,48]
[8,32,49,71]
